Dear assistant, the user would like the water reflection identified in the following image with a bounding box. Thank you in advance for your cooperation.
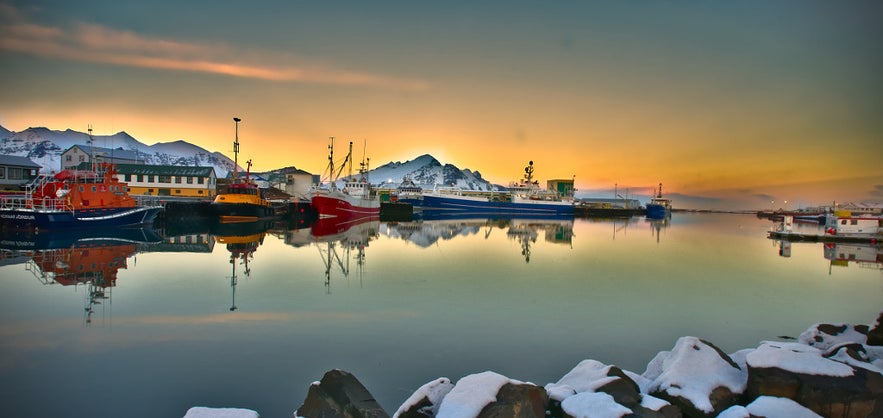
[382,217,575,262]
[0,227,162,324]
[773,239,883,274]
[310,216,380,292]
[213,221,274,311]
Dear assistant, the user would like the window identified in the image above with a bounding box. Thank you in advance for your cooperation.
[159,175,172,183]
[66,155,72,161]
[149,175,156,182]
[198,190,204,194]
[175,177,182,184]
[78,155,85,162]
[851,219,858,225]
[0,168,5,179]
[124,174,131,181]
[91,186,97,192]
[198,177,205,184]
[175,189,181,194]
[148,188,154,194]
[186,177,193,184]
[9,168,21,179]
[137,174,144,182]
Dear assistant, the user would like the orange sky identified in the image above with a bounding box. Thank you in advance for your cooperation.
[1,1,881,209]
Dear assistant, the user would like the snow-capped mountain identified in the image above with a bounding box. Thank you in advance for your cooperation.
[0,125,237,177]
[2,125,498,191]
[353,154,498,191]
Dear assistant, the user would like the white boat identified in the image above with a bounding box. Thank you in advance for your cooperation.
[824,211,882,238]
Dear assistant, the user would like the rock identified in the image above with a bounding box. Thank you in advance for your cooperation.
[644,337,746,418]
[560,392,631,418]
[476,382,547,418]
[868,311,883,346]
[295,369,389,418]
[393,378,454,418]
[745,342,883,418]
[718,396,823,418]
[798,322,869,352]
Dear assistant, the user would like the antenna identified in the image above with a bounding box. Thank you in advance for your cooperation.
[88,124,95,170]
[232,117,241,181]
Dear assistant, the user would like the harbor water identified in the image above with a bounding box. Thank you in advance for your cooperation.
[0,213,880,417]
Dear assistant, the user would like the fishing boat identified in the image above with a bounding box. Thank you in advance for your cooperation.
[310,138,380,221]
[418,161,574,217]
[645,183,672,219]
[0,162,163,231]
[210,117,276,223]
[823,211,882,238]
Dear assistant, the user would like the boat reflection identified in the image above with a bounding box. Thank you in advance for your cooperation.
[0,227,162,324]
[382,217,574,262]
[647,216,671,243]
[773,239,882,274]
[213,220,274,311]
[311,216,380,292]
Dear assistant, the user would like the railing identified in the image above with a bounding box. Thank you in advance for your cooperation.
[0,195,74,212]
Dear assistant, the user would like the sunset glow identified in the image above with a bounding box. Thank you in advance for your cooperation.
[1,1,881,209]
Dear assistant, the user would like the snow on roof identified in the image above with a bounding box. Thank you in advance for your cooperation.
[560,392,632,418]
[393,377,454,418]
[746,341,854,377]
[436,371,524,418]
[718,396,822,418]
[643,336,746,414]
[544,359,624,402]
[182,406,259,418]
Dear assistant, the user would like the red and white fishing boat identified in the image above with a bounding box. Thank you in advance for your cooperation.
[310,138,380,221]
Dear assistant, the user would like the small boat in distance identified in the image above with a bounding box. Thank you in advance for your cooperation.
[0,162,163,231]
[310,138,381,221]
[211,117,276,223]
[645,183,672,219]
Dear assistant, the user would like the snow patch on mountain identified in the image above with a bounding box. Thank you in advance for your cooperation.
[362,154,498,191]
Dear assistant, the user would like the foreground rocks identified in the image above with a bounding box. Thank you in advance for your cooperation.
[261,311,883,418]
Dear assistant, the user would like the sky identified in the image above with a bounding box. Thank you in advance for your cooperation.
[1,0,881,210]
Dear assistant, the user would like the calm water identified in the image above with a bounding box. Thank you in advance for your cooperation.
[0,213,880,417]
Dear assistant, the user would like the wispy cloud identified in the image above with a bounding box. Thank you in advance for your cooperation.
[0,4,428,90]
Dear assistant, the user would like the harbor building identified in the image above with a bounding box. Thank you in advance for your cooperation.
[0,155,40,190]
[61,145,143,171]
[78,163,218,198]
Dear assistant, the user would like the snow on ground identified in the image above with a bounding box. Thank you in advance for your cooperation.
[746,341,855,377]
[560,392,632,418]
[436,371,524,418]
[544,359,625,402]
[182,406,259,418]
[643,336,746,414]
[393,377,454,418]
[718,396,822,418]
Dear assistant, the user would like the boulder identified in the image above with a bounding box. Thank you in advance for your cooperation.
[476,382,547,418]
[867,311,883,346]
[745,342,883,418]
[295,369,389,418]
[799,322,869,352]
[393,378,454,418]
[643,337,746,418]
[434,371,546,418]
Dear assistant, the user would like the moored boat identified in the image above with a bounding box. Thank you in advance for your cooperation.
[210,117,276,223]
[645,183,672,219]
[310,138,380,221]
[0,162,162,231]
[418,161,574,217]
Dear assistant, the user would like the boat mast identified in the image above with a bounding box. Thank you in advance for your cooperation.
[232,117,241,182]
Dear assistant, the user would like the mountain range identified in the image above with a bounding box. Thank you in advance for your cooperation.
[0,125,496,190]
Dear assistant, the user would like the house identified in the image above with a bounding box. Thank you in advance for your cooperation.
[62,145,143,171]
[284,169,316,200]
[0,155,41,190]
[77,163,217,198]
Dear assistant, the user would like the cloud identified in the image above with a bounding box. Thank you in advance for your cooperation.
[0,4,428,90]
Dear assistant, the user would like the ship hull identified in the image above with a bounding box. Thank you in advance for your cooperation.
[645,204,671,219]
[419,194,574,217]
[1,206,162,231]
[310,193,380,221]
